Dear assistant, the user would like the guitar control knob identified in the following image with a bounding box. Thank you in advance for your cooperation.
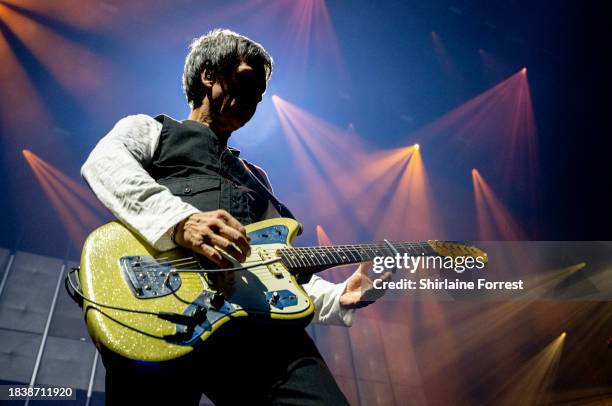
[270,291,280,304]
[171,324,194,341]
[210,292,225,309]
[189,306,207,324]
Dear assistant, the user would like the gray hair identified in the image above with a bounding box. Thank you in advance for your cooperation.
[182,29,273,108]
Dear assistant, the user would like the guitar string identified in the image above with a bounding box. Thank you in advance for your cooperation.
[141,248,299,267]
[144,241,438,269]
[140,252,283,270]
[163,258,283,275]
[137,259,289,286]
[137,240,463,273]
[139,256,278,269]
[68,241,476,333]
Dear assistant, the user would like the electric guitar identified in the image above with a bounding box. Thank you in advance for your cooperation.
[76,217,486,362]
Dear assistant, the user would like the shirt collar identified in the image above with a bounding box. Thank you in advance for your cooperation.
[228,146,241,157]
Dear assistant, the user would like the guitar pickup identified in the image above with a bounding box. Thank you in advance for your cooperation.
[258,250,284,277]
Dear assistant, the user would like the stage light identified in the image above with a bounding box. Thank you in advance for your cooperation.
[478,48,513,85]
[0,0,119,30]
[0,30,52,135]
[472,168,524,240]
[521,67,527,75]
[408,70,538,209]
[23,150,106,248]
[493,331,566,405]
[273,95,440,241]
[315,224,332,246]
[0,2,114,99]
[377,145,441,239]
[431,30,464,85]
[272,94,366,239]
[414,263,577,380]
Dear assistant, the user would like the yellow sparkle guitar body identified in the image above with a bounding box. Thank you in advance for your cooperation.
[79,217,486,364]
[79,217,314,363]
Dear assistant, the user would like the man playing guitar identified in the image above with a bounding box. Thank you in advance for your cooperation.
[82,29,383,405]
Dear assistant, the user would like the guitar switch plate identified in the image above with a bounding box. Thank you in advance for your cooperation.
[248,225,289,244]
[265,290,297,309]
[169,291,235,345]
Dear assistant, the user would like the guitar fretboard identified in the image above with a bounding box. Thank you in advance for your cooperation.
[276,241,437,273]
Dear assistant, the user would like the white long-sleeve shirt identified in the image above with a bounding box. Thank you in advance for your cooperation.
[82,114,354,326]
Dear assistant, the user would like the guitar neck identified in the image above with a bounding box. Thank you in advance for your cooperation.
[276,241,437,275]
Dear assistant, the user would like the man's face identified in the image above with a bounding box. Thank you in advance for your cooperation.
[206,61,267,135]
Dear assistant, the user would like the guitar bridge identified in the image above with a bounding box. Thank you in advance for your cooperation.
[120,256,182,299]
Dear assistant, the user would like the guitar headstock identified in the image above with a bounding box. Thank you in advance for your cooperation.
[427,240,488,262]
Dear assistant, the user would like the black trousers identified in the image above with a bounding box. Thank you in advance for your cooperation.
[102,323,348,405]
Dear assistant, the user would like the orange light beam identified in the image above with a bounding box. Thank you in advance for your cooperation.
[272,95,405,216]
[377,147,441,240]
[404,70,538,200]
[315,224,333,246]
[272,96,363,239]
[25,150,102,227]
[472,169,524,240]
[314,224,353,283]
[353,147,417,226]
[0,20,52,134]
[431,31,460,78]
[273,95,440,241]
[29,152,109,217]
[408,70,519,142]
[272,95,428,241]
[1,0,114,31]
[32,161,103,231]
[23,151,88,246]
[493,332,565,406]
[0,4,114,99]
[23,150,105,247]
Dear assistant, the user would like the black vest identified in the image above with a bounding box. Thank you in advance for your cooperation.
[147,115,295,225]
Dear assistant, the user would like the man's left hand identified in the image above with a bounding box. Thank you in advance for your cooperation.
[339,262,392,309]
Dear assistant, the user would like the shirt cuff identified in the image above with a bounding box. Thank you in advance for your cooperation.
[152,208,200,251]
[333,280,356,327]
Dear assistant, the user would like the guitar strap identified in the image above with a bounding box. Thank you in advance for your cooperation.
[240,159,310,283]
[239,159,300,224]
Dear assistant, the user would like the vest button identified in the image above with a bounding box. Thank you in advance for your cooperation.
[184,187,192,194]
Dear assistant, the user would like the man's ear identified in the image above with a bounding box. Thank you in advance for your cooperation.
[201,69,215,89]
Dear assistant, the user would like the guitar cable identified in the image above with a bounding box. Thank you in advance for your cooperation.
[64,268,203,326]
[64,257,283,326]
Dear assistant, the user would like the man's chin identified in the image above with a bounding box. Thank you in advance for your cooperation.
[236,113,255,127]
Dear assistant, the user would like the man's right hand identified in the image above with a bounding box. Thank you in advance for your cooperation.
[173,210,251,268]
